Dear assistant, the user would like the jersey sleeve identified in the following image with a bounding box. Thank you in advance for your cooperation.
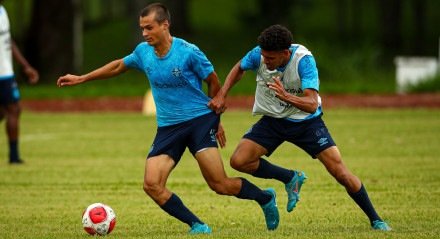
[298,55,319,92]
[240,46,261,71]
[190,47,214,80]
[123,44,143,71]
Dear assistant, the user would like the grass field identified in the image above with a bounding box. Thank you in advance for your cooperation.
[1,109,439,238]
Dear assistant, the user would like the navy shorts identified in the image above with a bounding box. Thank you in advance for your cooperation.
[243,115,336,158]
[0,78,21,106]
[147,112,219,163]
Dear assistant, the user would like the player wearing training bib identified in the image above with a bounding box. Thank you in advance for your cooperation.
[0,2,39,164]
[58,3,280,234]
[209,24,391,231]
[242,44,322,121]
[0,5,13,79]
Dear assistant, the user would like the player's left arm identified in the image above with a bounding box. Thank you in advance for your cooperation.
[205,71,221,99]
[268,79,319,113]
[11,40,39,84]
[267,55,319,113]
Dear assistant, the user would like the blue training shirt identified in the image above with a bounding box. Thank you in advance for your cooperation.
[123,37,214,127]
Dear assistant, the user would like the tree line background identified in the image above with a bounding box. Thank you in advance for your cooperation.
[3,0,440,93]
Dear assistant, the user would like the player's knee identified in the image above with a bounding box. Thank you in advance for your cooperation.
[230,157,258,174]
[335,171,353,186]
[143,180,162,196]
[209,180,229,195]
[230,155,244,171]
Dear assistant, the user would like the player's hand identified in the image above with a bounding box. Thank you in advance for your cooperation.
[24,66,39,85]
[216,123,226,148]
[208,93,227,114]
[57,74,83,87]
[267,77,289,101]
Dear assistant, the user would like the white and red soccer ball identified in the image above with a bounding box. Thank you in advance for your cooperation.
[82,203,116,236]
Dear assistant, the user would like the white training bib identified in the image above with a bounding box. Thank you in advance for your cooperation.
[0,5,14,78]
[252,44,321,120]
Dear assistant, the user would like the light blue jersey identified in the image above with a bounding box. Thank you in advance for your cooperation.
[240,45,322,121]
[124,37,214,127]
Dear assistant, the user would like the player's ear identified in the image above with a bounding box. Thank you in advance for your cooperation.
[162,20,170,30]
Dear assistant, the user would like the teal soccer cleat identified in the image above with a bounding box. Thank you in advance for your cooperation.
[260,188,280,230]
[285,171,307,212]
[372,220,392,231]
[189,222,212,234]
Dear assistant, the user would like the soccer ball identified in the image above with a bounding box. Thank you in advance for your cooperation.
[82,203,116,236]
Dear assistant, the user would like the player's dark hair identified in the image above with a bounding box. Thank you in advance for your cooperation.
[257,25,293,51]
[140,3,171,24]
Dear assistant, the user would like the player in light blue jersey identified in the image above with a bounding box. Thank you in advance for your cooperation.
[0,1,39,164]
[57,3,279,234]
[209,25,391,231]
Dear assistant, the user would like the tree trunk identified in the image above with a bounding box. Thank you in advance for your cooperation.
[377,0,402,57]
[335,0,348,40]
[411,0,426,54]
[25,0,82,82]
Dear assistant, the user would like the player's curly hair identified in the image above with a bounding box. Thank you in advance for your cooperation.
[257,25,293,51]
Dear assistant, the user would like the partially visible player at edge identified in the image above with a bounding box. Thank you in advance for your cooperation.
[0,1,39,164]
[57,3,280,234]
[209,24,391,231]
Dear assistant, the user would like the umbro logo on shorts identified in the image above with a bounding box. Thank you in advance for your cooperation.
[317,137,328,146]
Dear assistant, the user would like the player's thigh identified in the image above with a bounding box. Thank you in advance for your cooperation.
[317,146,361,191]
[195,148,241,194]
[316,146,345,175]
[5,102,21,116]
[195,147,227,183]
[144,154,175,187]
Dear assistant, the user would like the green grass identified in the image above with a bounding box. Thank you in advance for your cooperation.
[1,109,440,238]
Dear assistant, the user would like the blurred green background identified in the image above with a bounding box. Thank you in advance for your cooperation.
[3,0,440,98]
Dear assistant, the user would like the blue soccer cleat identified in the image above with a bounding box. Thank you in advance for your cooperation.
[189,222,212,234]
[260,188,280,230]
[372,220,392,231]
[285,171,307,212]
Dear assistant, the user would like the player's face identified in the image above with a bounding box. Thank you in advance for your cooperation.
[261,49,290,70]
[139,13,169,46]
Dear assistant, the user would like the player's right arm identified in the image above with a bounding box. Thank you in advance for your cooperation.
[209,47,259,111]
[208,61,245,111]
[57,59,128,87]
[220,60,246,97]
[11,40,39,84]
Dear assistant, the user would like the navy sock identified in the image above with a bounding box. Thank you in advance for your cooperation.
[348,184,382,224]
[236,178,272,205]
[9,140,19,162]
[160,193,203,227]
[252,158,294,184]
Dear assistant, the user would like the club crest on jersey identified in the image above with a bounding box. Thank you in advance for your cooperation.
[172,68,182,77]
[145,66,152,75]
